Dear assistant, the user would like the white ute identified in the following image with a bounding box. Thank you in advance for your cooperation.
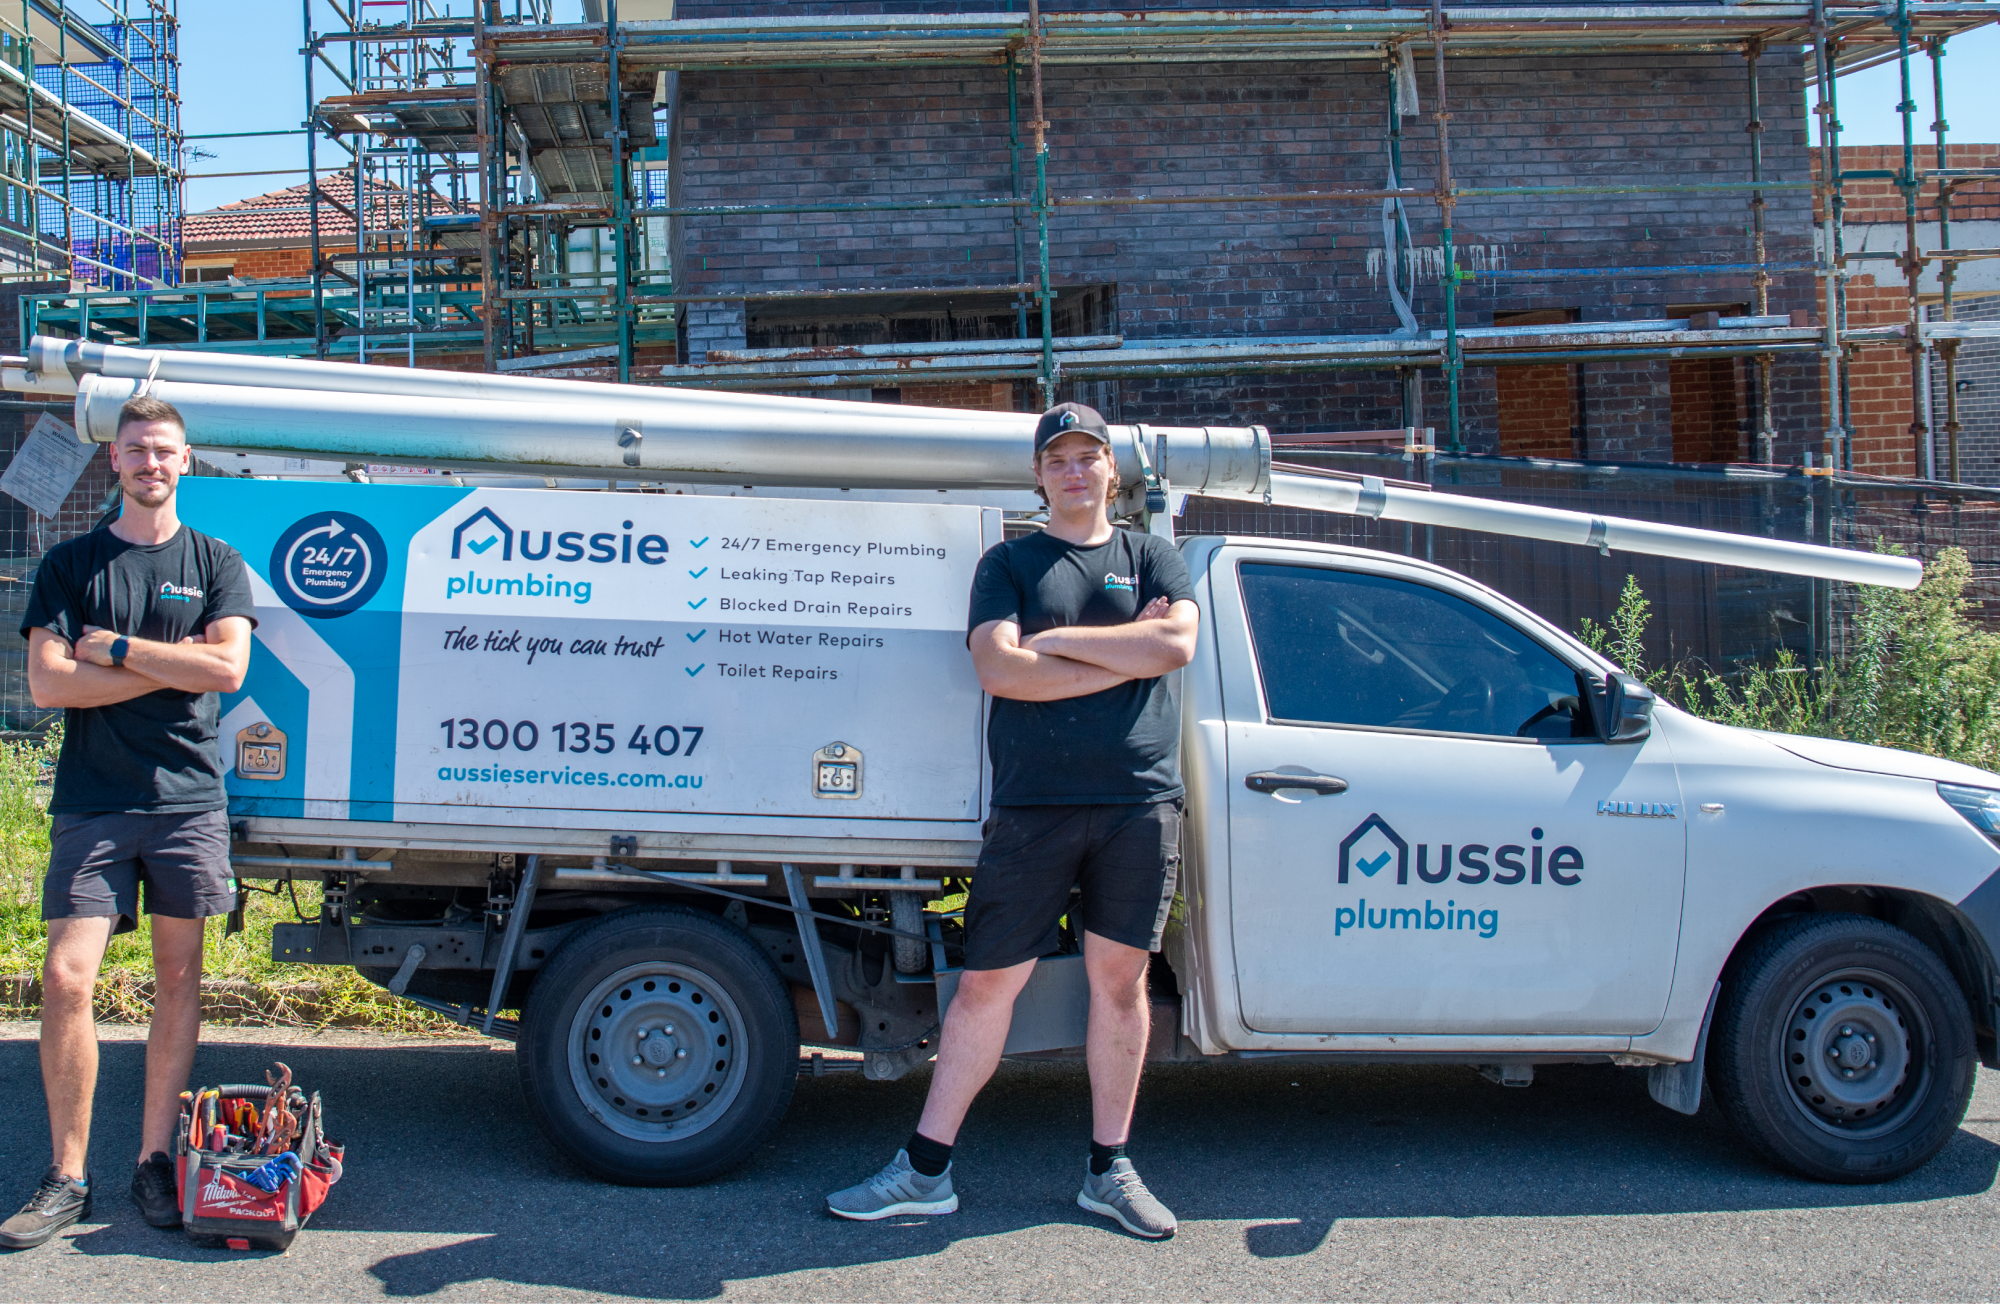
[10,338,1993,1188]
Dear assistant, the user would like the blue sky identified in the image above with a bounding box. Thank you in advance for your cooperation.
[177,1,1998,216]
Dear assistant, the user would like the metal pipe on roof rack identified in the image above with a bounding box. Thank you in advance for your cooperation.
[22,336,1027,427]
[1266,471,1921,590]
[61,373,1271,498]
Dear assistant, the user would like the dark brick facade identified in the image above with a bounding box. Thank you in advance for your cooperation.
[671,49,1823,456]
[1933,293,2000,483]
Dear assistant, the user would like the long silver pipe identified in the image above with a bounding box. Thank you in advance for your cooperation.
[71,374,1271,496]
[1270,472,1922,590]
[23,336,1036,431]
[41,357,1920,588]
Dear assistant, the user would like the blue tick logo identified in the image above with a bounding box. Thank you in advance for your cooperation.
[1339,815,1407,884]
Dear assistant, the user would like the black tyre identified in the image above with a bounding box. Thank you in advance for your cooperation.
[1709,912,1975,1183]
[517,906,798,1185]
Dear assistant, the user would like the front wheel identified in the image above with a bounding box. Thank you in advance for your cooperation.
[1708,913,1975,1184]
[517,906,799,1185]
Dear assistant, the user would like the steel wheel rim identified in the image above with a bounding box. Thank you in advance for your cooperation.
[568,960,751,1143]
[1779,965,1929,1140]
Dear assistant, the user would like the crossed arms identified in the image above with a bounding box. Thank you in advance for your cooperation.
[970,596,1200,702]
[27,618,253,709]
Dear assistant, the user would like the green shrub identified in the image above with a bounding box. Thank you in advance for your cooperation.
[1586,547,2000,770]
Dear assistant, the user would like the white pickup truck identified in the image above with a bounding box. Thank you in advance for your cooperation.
[10,336,1980,1190]
[180,478,2000,1191]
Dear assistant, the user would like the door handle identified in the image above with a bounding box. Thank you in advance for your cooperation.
[1245,771,1349,796]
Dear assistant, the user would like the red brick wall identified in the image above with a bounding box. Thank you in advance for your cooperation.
[1843,278,1925,476]
[1496,365,1572,458]
[898,382,1015,412]
[1668,358,1744,463]
[1817,144,2000,224]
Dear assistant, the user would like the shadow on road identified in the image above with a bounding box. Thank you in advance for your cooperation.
[6,1036,1994,1299]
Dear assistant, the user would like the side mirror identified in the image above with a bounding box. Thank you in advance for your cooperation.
[1596,671,1655,743]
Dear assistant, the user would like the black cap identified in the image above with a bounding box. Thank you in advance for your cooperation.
[1033,402,1111,457]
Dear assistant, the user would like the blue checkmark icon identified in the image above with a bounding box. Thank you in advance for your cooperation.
[464,535,497,554]
[1356,852,1391,878]
[689,567,708,579]
[685,664,705,677]
[687,598,706,610]
[690,537,708,548]
[687,629,706,643]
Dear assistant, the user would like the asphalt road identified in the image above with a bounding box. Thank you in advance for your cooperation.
[2,1021,1999,1301]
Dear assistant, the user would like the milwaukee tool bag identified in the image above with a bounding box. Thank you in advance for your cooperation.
[174,1068,344,1252]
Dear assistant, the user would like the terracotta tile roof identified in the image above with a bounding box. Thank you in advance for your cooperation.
[185,173,468,248]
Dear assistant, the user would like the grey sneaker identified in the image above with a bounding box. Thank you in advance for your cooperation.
[826,1149,958,1221]
[1077,1157,1176,1239]
[0,1168,92,1250]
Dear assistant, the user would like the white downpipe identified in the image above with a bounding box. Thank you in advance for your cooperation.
[1269,472,1923,590]
[27,336,1036,431]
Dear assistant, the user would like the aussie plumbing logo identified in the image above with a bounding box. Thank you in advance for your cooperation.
[1331,814,1586,941]
[271,511,389,619]
[443,505,675,607]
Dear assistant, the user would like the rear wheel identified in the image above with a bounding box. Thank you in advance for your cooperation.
[1709,913,1975,1183]
[517,906,798,1185]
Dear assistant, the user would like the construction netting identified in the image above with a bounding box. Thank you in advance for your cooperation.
[1182,448,2000,680]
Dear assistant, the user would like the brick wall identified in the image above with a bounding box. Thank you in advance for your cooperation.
[1496,364,1572,458]
[896,381,1016,410]
[1809,145,2000,480]
[674,51,1822,449]
[1820,143,2000,225]
[1931,293,2000,481]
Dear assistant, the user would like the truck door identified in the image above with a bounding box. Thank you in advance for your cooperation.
[1214,547,1686,1036]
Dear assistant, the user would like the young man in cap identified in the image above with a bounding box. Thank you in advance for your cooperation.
[828,402,1199,1238]
[0,395,255,1251]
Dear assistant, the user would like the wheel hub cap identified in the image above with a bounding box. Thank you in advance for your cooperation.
[568,962,750,1142]
[1786,978,1910,1125]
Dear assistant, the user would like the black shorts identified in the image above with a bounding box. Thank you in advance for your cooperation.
[961,799,1182,971]
[42,810,236,935]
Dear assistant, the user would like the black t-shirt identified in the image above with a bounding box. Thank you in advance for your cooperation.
[21,524,258,814]
[966,527,1197,806]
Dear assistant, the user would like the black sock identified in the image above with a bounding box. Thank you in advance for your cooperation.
[906,1131,953,1178]
[1089,1140,1128,1176]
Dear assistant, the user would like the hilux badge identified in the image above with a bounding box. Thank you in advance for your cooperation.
[1598,799,1677,818]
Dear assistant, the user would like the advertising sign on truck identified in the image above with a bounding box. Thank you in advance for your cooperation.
[181,480,998,828]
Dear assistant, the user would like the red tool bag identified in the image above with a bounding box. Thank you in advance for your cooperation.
[174,1064,344,1252]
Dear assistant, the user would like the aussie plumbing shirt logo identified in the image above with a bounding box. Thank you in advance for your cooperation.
[1332,813,1586,941]
[442,505,676,607]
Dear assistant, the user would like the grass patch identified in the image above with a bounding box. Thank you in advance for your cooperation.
[0,728,451,1032]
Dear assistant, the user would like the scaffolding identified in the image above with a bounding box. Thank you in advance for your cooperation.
[0,0,179,288]
[15,2,2000,466]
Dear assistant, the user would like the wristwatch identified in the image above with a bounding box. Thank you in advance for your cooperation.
[109,636,129,667]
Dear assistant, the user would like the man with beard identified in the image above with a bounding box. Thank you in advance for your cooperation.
[0,395,255,1250]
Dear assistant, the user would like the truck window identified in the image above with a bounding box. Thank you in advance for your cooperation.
[1239,563,1593,741]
